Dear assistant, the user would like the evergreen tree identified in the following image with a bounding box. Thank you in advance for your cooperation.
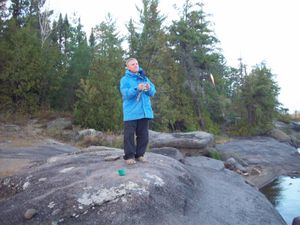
[155,49,198,131]
[133,0,166,69]
[126,18,139,57]
[126,0,211,131]
[50,13,88,110]
[74,14,124,131]
[232,63,280,135]
[89,28,96,49]
[53,13,70,54]
[9,0,30,26]
[0,0,66,112]
[61,18,91,110]
[126,0,180,131]
[38,32,64,109]
[0,19,44,112]
[168,0,225,132]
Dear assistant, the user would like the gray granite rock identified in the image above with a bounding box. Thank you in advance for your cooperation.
[0,149,285,225]
[149,130,214,156]
[216,136,300,188]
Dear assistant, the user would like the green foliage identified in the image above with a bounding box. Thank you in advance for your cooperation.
[201,110,220,134]
[0,0,286,136]
[228,121,257,136]
[276,113,292,124]
[0,19,43,112]
[276,105,292,123]
[231,63,280,135]
[133,0,166,66]
[38,40,65,109]
[168,1,227,131]
[74,62,123,131]
[74,15,123,131]
[61,19,91,110]
[74,78,121,131]
[294,133,300,140]
[208,150,222,160]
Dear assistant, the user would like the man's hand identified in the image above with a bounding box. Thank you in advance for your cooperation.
[138,83,145,91]
[144,83,150,91]
[138,83,150,91]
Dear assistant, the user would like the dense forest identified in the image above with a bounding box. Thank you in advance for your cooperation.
[0,0,287,135]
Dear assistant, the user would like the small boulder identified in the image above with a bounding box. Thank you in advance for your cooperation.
[224,157,247,173]
[75,129,103,141]
[47,118,73,130]
[149,130,214,156]
[268,128,291,143]
[24,208,37,220]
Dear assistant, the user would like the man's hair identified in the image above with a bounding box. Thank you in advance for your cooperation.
[125,58,137,66]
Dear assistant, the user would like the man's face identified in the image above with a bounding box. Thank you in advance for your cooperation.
[127,59,139,73]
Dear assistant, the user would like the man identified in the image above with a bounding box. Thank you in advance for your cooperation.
[120,58,156,165]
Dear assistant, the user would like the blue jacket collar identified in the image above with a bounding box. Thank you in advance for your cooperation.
[125,69,146,80]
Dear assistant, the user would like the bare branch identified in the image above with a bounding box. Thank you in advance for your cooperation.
[36,0,52,47]
[39,9,51,47]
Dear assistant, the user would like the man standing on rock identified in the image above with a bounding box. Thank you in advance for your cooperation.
[120,58,156,165]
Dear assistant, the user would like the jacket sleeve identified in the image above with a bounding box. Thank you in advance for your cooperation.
[120,77,139,99]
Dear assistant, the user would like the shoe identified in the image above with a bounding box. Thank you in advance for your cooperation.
[125,159,136,165]
[136,156,147,163]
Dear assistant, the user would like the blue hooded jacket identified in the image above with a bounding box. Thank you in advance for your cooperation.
[120,68,156,121]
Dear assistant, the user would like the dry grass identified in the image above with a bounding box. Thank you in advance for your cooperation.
[214,135,231,144]
[0,110,73,125]
[32,110,73,123]
[78,133,123,149]
[0,110,124,150]
[0,112,31,126]
[0,159,32,177]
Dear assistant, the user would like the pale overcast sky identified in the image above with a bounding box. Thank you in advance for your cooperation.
[47,0,299,113]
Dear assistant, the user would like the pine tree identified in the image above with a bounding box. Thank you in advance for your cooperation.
[0,0,57,112]
[168,0,225,132]
[126,18,139,57]
[89,28,96,49]
[62,18,91,110]
[74,14,124,131]
[232,63,280,135]
[126,0,208,131]
[126,0,175,131]
[133,0,166,69]
[9,0,30,26]
[0,18,44,112]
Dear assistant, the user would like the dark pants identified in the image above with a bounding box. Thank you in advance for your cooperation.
[123,118,149,160]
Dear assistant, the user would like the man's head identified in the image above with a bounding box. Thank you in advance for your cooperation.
[126,58,139,73]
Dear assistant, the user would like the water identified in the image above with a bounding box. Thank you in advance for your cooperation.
[260,176,300,225]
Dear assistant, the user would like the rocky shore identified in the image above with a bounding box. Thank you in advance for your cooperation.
[0,117,299,224]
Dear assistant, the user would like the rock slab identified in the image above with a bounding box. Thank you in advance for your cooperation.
[0,147,286,225]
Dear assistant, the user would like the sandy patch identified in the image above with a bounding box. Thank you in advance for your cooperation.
[0,158,32,177]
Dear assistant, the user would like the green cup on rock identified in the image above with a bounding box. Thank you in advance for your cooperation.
[118,168,126,176]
